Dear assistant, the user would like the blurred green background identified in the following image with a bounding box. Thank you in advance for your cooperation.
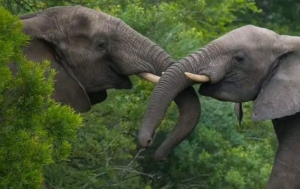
[1,0,298,188]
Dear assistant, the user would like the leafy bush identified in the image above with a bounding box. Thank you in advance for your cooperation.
[1,0,289,188]
[0,7,82,189]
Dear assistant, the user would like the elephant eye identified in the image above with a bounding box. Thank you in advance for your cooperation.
[233,54,245,63]
[95,39,108,51]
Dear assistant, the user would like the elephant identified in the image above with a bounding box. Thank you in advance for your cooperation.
[16,5,201,160]
[139,25,300,188]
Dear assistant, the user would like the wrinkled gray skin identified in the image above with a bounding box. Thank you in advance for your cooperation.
[18,6,200,160]
[140,25,300,188]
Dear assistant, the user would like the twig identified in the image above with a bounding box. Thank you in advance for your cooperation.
[127,148,145,167]
[82,172,107,189]
[113,166,155,179]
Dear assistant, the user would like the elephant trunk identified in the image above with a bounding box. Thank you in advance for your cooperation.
[154,87,200,160]
[113,19,203,160]
[112,18,174,77]
[145,40,175,75]
[145,47,203,160]
[136,43,175,82]
[138,47,213,156]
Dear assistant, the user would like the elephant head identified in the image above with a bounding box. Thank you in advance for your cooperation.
[139,25,300,157]
[19,6,201,159]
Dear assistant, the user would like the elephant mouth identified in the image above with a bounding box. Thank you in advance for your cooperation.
[115,75,133,89]
[85,75,132,105]
[109,66,133,90]
[86,77,132,92]
[199,83,237,102]
[87,90,107,105]
[199,83,226,100]
[199,82,258,103]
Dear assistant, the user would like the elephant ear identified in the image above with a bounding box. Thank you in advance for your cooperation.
[52,62,91,112]
[21,10,92,112]
[21,9,63,42]
[54,58,92,112]
[253,53,300,121]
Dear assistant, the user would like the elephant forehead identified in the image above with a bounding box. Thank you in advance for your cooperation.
[215,28,277,53]
[221,25,275,41]
[62,14,112,39]
[236,25,277,37]
[75,6,114,24]
[73,14,91,28]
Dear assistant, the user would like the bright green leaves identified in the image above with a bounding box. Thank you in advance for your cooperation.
[0,7,82,189]
[96,0,260,59]
[0,0,93,14]
[0,7,27,64]
[139,97,275,189]
[0,1,281,189]
[241,0,300,34]
[45,89,145,188]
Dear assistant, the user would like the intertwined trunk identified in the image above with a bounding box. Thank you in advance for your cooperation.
[139,47,214,159]
[114,18,202,160]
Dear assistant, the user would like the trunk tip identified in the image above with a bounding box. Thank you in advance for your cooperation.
[138,134,153,147]
[138,128,157,147]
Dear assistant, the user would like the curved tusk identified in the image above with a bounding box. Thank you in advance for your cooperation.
[137,73,161,83]
[184,72,210,83]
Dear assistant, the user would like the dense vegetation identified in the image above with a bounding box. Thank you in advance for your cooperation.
[0,0,298,188]
[0,7,82,189]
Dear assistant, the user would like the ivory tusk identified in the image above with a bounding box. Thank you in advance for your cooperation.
[137,73,161,83]
[184,72,210,83]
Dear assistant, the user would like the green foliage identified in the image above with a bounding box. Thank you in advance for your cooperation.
[45,77,156,189]
[0,7,82,188]
[46,82,275,189]
[13,0,275,188]
[235,0,299,35]
[157,98,274,189]
[0,0,94,14]
[92,0,259,59]
[1,0,292,188]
